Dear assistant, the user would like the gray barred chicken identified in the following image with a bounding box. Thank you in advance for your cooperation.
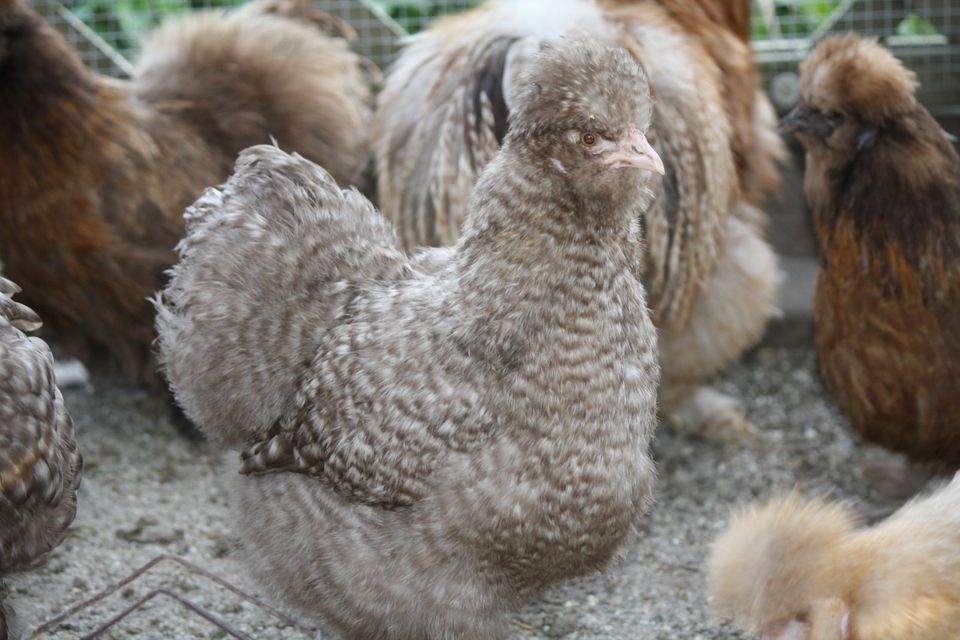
[0,278,82,640]
[374,0,785,441]
[157,38,661,639]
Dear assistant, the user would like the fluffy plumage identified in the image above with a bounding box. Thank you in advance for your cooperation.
[783,34,960,467]
[0,277,82,640]
[373,0,783,440]
[709,475,960,639]
[0,0,372,390]
[157,39,660,639]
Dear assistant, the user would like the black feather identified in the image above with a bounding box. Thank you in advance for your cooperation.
[466,36,517,168]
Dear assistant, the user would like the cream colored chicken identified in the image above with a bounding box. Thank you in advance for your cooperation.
[709,475,960,639]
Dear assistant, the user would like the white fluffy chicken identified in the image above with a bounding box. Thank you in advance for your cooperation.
[374,0,784,441]
[157,38,662,639]
[709,475,960,639]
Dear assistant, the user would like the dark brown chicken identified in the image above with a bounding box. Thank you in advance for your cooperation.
[0,0,372,390]
[783,34,960,467]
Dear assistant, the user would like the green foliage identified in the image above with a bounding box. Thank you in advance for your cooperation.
[374,0,481,33]
[66,0,242,52]
[895,13,941,37]
[750,1,944,41]
[61,0,948,54]
[750,0,840,39]
[65,0,480,51]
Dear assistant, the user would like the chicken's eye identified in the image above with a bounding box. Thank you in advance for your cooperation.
[580,132,597,146]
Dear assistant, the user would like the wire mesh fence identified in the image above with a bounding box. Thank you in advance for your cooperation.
[25,0,960,114]
[27,555,316,639]
[754,0,959,114]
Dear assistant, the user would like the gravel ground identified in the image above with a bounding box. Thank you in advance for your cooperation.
[8,346,924,639]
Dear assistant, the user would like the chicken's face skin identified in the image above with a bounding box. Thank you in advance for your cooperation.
[757,599,851,640]
[506,38,664,219]
[780,104,855,169]
[708,493,859,639]
[518,122,663,216]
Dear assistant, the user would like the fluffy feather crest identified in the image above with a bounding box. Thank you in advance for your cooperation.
[800,34,918,125]
[508,37,651,140]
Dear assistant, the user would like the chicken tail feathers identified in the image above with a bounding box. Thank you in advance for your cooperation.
[155,145,402,448]
[132,3,373,186]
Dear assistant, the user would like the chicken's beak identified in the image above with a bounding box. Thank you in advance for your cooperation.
[779,105,840,137]
[604,125,665,174]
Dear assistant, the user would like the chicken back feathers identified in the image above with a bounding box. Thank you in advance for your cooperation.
[373,0,782,440]
[709,475,960,639]
[0,277,82,577]
[787,34,960,467]
[0,0,372,388]
[157,38,660,639]
[375,0,781,327]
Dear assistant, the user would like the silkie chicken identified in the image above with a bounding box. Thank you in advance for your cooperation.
[709,474,960,639]
[0,277,82,640]
[157,38,661,639]
[781,34,960,469]
[0,0,372,393]
[373,0,786,442]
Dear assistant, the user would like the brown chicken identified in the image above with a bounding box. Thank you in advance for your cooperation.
[782,34,960,467]
[373,0,784,440]
[709,475,960,639]
[0,0,372,391]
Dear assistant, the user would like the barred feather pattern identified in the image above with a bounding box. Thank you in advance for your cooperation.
[158,42,661,634]
[156,148,404,448]
[0,278,82,576]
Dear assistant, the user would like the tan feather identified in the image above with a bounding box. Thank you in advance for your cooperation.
[710,477,960,639]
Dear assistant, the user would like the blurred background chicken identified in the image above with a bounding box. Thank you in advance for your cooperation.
[0,0,372,397]
[0,277,82,640]
[782,34,960,469]
[373,0,785,441]
[709,474,960,639]
[157,38,661,639]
